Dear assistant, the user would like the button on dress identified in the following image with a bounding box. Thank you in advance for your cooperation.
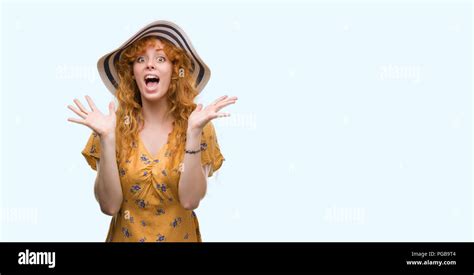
[81,122,224,242]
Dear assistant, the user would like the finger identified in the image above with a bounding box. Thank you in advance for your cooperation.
[108,101,115,115]
[67,105,87,119]
[195,104,203,112]
[73,99,89,114]
[67,117,86,125]
[209,97,237,111]
[211,95,228,105]
[214,99,237,111]
[215,97,238,107]
[214,112,231,119]
[85,95,98,112]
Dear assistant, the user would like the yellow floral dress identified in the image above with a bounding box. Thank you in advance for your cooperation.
[81,122,224,242]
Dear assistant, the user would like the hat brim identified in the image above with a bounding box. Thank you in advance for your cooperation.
[97,20,211,95]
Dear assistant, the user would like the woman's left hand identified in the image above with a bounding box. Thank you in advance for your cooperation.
[187,95,238,133]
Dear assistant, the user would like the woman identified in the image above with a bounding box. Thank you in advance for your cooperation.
[67,20,237,242]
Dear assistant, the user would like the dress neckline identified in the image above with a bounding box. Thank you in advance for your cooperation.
[138,120,176,160]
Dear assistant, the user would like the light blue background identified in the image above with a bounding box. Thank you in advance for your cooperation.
[0,0,472,241]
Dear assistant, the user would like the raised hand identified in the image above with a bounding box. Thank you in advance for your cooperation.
[188,95,238,131]
[67,96,117,138]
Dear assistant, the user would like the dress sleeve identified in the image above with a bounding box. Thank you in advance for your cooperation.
[81,132,101,171]
[200,122,225,177]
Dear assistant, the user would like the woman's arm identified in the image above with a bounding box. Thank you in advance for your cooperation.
[94,133,123,216]
[67,96,123,216]
[178,128,208,210]
[177,95,238,210]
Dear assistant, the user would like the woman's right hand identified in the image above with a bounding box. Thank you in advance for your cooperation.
[67,95,117,138]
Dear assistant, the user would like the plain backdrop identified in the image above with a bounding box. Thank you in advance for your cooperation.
[0,0,472,241]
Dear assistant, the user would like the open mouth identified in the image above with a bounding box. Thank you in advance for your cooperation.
[144,74,160,89]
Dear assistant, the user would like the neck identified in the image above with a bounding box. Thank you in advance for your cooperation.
[140,96,173,128]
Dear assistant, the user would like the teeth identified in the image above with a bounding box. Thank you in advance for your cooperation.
[145,74,159,80]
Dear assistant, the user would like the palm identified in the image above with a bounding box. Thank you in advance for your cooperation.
[67,96,116,137]
[188,95,238,130]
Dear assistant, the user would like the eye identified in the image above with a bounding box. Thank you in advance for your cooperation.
[156,56,166,63]
[136,56,145,63]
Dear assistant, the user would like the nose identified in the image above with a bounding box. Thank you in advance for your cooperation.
[146,58,155,70]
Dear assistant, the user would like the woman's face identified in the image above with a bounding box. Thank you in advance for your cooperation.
[132,39,173,102]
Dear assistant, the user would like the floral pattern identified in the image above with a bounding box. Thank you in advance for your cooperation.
[81,122,225,242]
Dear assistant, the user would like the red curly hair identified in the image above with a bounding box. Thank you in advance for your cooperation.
[114,36,199,163]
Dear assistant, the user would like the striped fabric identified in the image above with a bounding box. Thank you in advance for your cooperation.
[97,20,211,95]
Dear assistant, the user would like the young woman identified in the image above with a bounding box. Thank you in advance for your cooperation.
[67,20,237,242]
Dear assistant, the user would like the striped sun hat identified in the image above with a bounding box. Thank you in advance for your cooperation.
[97,20,211,95]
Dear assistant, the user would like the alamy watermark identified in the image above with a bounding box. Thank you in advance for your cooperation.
[215,112,257,130]
[0,207,38,225]
[18,249,55,269]
[378,64,422,83]
[55,64,97,83]
[323,206,366,224]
